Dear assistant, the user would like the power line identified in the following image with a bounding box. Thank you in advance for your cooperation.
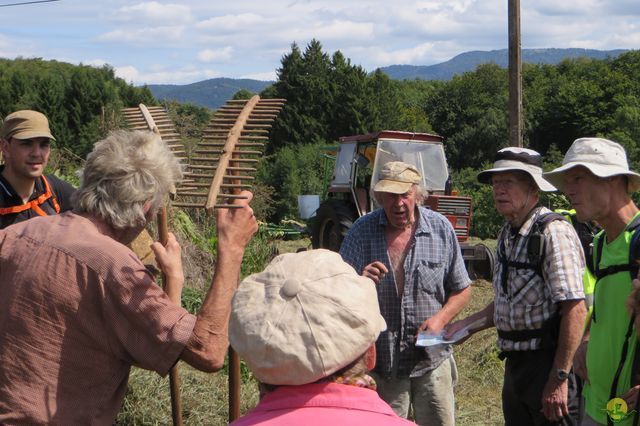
[0,0,61,7]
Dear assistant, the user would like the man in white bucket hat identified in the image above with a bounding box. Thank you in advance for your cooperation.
[446,147,586,425]
[544,137,640,425]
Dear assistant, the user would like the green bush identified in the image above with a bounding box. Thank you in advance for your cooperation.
[257,142,326,221]
[452,166,503,239]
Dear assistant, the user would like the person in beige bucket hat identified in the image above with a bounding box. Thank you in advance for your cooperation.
[543,137,640,194]
[543,137,640,425]
[229,249,413,425]
[0,110,75,228]
[446,146,586,424]
[340,160,471,425]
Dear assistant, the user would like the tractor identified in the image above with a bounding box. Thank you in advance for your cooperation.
[310,130,495,280]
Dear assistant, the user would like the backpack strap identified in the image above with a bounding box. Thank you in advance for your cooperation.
[497,211,567,297]
[0,175,60,217]
[594,216,640,281]
[591,215,640,323]
[558,209,600,275]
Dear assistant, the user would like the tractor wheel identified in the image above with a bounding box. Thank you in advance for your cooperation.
[311,200,357,252]
[469,243,496,281]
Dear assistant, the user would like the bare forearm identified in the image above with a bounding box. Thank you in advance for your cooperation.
[181,245,245,371]
[468,301,496,333]
[436,286,472,324]
[553,300,587,372]
[164,274,184,305]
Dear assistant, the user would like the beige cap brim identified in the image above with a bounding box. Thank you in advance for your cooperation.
[11,129,56,141]
[373,179,414,194]
[543,162,640,193]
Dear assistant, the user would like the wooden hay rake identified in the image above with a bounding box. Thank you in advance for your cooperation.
[172,95,285,422]
[121,105,187,163]
[122,103,187,426]
[123,96,285,423]
[172,96,285,212]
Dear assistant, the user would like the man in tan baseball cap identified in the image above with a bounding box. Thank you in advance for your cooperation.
[229,249,413,425]
[340,160,471,425]
[0,110,74,228]
[1,110,56,142]
[372,161,422,194]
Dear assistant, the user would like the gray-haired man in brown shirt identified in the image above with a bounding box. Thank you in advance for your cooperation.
[0,130,258,424]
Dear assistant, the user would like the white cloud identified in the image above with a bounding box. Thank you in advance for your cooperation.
[277,20,375,43]
[197,47,233,63]
[113,2,193,24]
[196,13,263,30]
[114,65,140,84]
[0,34,37,58]
[98,26,185,44]
[82,59,108,67]
[115,64,222,85]
[240,71,277,81]
[2,0,639,85]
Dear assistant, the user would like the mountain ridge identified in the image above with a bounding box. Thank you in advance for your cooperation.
[146,48,629,109]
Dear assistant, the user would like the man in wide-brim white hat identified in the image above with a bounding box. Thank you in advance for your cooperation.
[543,137,640,426]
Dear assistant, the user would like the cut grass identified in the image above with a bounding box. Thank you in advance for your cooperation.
[117,235,505,424]
[117,282,505,425]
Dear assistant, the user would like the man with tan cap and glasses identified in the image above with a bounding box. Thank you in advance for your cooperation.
[340,161,471,425]
[445,147,586,425]
[543,138,640,426]
[0,110,74,228]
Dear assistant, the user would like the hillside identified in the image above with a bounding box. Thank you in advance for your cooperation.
[144,48,628,109]
[379,47,628,80]
[147,78,272,110]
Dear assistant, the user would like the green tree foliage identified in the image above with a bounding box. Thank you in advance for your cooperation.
[452,167,503,239]
[257,142,327,220]
[263,39,421,152]
[0,58,155,160]
[426,64,508,170]
[259,40,436,221]
[426,51,640,236]
[426,51,640,171]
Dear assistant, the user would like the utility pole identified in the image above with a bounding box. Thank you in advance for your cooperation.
[508,0,523,147]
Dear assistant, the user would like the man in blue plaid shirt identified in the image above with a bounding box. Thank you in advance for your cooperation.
[340,161,471,426]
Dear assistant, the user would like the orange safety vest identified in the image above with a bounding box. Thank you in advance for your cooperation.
[0,175,60,216]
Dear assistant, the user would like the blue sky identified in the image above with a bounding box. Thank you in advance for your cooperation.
[1,0,638,85]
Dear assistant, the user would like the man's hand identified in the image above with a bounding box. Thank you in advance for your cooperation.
[418,314,447,337]
[573,340,589,383]
[541,376,569,421]
[151,232,184,303]
[621,385,640,409]
[362,261,388,284]
[443,317,475,345]
[216,191,259,255]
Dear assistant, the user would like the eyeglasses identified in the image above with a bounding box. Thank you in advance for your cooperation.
[491,178,523,189]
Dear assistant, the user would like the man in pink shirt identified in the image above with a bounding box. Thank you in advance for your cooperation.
[0,130,258,424]
[229,249,415,425]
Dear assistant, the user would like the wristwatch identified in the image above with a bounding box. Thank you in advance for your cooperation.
[556,369,569,381]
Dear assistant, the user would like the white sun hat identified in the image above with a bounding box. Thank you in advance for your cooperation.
[543,138,640,193]
[477,147,556,192]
